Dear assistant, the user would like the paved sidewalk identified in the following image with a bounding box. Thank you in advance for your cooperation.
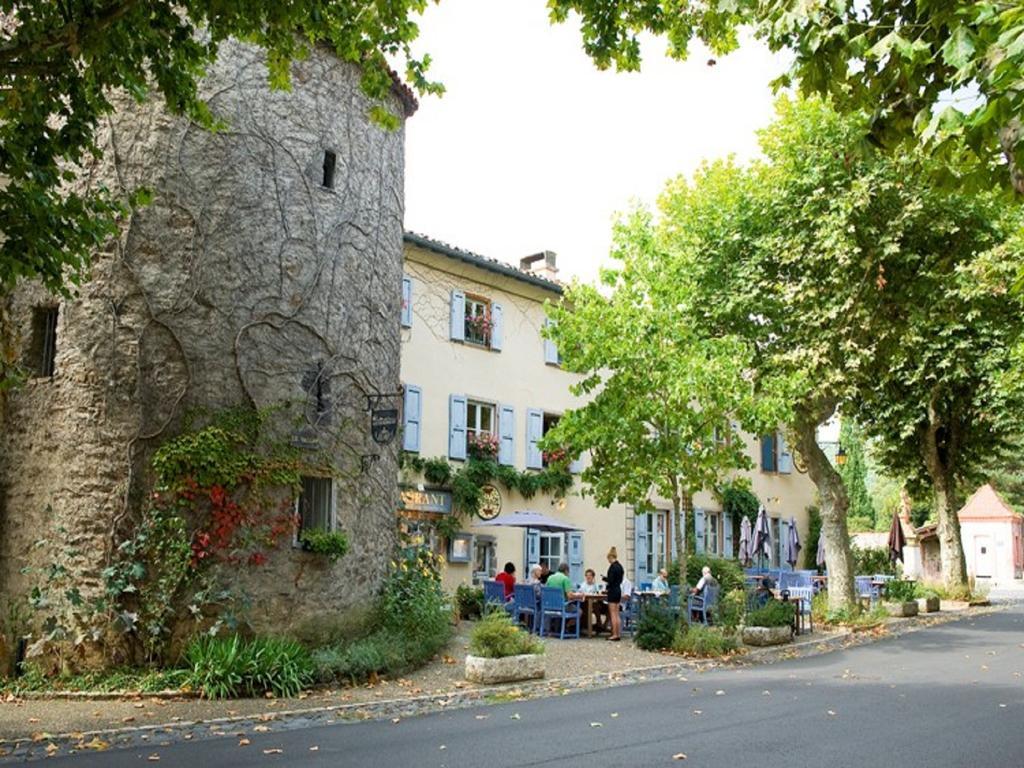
[0,604,994,762]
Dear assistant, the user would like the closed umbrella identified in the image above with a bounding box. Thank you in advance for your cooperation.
[738,516,753,567]
[751,506,773,570]
[887,511,906,564]
[816,533,827,569]
[785,516,802,568]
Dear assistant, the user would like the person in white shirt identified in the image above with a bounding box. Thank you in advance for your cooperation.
[578,568,602,594]
[691,565,718,595]
[620,575,634,599]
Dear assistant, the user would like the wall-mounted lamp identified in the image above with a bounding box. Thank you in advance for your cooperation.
[836,444,848,467]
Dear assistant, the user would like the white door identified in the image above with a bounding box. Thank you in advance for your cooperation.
[974,535,994,578]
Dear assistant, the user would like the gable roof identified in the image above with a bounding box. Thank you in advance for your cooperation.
[403,232,564,295]
[958,484,1021,521]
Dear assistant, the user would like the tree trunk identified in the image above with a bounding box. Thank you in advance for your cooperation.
[999,121,1024,196]
[920,415,968,592]
[671,480,686,580]
[793,405,856,611]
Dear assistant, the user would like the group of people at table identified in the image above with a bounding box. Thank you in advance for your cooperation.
[492,546,719,640]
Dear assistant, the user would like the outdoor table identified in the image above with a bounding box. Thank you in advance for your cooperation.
[576,593,608,638]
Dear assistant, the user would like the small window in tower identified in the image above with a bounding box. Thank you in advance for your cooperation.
[322,150,337,189]
[26,306,58,378]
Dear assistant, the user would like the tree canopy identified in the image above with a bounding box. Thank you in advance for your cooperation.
[542,213,786,566]
[551,0,1024,194]
[0,1,441,296]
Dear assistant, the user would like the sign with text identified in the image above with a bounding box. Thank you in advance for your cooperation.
[399,486,453,515]
[371,408,398,445]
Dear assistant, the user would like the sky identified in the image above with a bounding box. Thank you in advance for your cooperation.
[403,0,791,283]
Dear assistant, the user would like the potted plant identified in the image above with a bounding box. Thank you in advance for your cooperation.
[299,529,350,561]
[884,579,919,617]
[916,586,940,613]
[464,612,545,684]
[467,432,499,461]
[741,601,795,647]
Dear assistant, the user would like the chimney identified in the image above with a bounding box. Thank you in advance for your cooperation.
[519,250,558,281]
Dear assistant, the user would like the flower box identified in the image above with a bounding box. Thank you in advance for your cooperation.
[741,626,792,647]
[918,596,940,613]
[884,600,919,618]
[464,653,545,684]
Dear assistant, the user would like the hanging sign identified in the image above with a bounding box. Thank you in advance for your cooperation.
[371,408,398,445]
[477,484,502,521]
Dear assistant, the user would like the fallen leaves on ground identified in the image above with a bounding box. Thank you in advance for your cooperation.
[147,754,160,762]
[673,753,687,760]
[589,722,602,728]
[238,739,251,747]
[262,748,283,755]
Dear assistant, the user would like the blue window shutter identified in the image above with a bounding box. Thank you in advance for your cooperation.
[634,512,650,583]
[401,275,413,328]
[723,512,734,559]
[490,302,503,351]
[543,319,560,365]
[525,408,544,469]
[402,385,421,452]
[498,404,515,466]
[524,530,540,572]
[450,290,465,341]
[761,435,777,472]
[695,508,706,554]
[448,394,467,460]
[777,431,793,473]
[568,532,584,586]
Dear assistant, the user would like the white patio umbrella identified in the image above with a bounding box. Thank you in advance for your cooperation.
[738,516,753,567]
[751,506,773,570]
[816,533,827,569]
[785,516,802,568]
[476,510,581,533]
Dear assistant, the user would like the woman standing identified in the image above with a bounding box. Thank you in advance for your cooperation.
[604,546,624,641]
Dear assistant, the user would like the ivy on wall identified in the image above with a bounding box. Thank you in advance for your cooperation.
[400,452,573,539]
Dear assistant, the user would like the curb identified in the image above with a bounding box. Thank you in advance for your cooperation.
[0,604,1004,762]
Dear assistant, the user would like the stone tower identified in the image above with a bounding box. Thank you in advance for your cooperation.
[0,39,414,642]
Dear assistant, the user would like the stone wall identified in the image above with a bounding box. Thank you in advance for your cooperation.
[0,39,409,643]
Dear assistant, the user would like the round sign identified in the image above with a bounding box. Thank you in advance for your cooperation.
[477,484,502,521]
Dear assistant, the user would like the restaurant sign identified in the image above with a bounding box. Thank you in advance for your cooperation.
[399,486,453,515]
[371,408,398,445]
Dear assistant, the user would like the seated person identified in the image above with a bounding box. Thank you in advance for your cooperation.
[578,568,602,594]
[545,562,575,598]
[755,572,775,608]
[538,562,551,584]
[651,568,670,595]
[690,565,718,595]
[527,564,544,599]
[495,561,516,600]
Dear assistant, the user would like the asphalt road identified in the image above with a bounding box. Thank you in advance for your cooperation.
[41,606,1024,768]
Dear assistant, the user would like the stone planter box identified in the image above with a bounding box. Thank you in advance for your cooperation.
[918,596,940,613]
[465,654,545,684]
[885,600,919,618]
[742,626,792,647]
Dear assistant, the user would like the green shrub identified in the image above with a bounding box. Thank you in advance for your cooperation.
[634,605,678,651]
[672,625,738,657]
[717,589,746,633]
[5,666,192,695]
[884,579,918,602]
[746,600,795,628]
[455,584,485,620]
[468,612,544,658]
[299,529,350,561]
[851,546,897,576]
[184,635,314,699]
[684,555,745,595]
[803,506,822,570]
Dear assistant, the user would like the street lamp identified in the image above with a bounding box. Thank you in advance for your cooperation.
[835,444,848,467]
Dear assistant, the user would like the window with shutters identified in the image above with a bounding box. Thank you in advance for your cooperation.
[464,295,492,346]
[466,400,496,457]
[541,412,562,467]
[538,532,563,573]
[26,306,58,378]
[295,476,333,539]
[706,512,720,556]
[761,433,779,473]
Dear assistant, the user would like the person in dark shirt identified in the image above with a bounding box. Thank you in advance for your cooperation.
[495,561,516,600]
[539,562,551,584]
[603,546,624,641]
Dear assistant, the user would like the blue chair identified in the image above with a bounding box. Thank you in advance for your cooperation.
[539,586,581,639]
[483,580,514,615]
[855,576,879,606]
[512,584,540,633]
[639,581,653,592]
[619,594,639,635]
[687,584,719,625]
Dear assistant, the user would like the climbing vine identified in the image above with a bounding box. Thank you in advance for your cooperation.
[400,452,574,539]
